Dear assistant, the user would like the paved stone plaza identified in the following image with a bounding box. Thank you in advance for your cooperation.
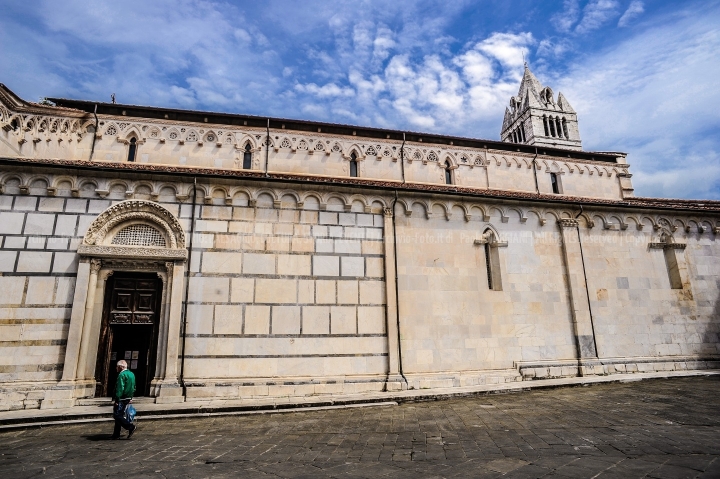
[1,377,719,478]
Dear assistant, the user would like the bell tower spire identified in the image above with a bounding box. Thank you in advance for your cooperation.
[500,66,582,151]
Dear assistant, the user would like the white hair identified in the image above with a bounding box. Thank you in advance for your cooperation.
[117,360,128,369]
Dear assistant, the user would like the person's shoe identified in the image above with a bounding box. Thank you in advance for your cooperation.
[127,424,137,439]
[110,435,120,440]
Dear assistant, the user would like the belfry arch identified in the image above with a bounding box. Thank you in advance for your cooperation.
[57,200,188,406]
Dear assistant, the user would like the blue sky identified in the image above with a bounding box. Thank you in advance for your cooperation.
[1,0,719,199]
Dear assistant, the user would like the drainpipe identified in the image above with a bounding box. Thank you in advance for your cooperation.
[89,104,99,161]
[179,177,198,397]
[574,204,599,358]
[391,189,408,386]
[264,118,270,177]
[400,133,406,184]
[532,147,539,194]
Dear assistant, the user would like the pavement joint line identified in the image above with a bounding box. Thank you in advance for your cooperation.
[1,369,718,431]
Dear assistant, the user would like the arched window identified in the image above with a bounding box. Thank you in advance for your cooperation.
[127,137,137,162]
[550,172,561,194]
[242,144,252,169]
[444,161,453,185]
[10,118,19,131]
[349,152,358,177]
[549,117,557,137]
[555,117,563,138]
[483,229,502,291]
[543,116,549,137]
[562,118,569,138]
[519,125,526,142]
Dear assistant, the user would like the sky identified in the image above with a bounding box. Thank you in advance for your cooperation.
[1,0,719,199]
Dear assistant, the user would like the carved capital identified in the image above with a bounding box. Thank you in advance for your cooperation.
[89,258,102,274]
[383,207,393,218]
[557,218,579,228]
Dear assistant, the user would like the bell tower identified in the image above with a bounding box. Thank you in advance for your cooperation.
[500,66,582,151]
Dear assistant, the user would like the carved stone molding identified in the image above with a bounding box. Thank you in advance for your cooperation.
[77,244,188,260]
[557,218,579,228]
[83,200,186,249]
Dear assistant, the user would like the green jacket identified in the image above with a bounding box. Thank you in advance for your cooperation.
[114,369,136,401]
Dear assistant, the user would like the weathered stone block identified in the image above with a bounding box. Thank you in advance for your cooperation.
[52,253,77,273]
[244,305,270,334]
[303,306,329,334]
[255,279,296,304]
[0,251,17,272]
[186,305,214,334]
[272,306,301,334]
[243,253,275,275]
[25,277,55,305]
[358,306,385,334]
[331,306,356,334]
[277,254,311,276]
[16,252,52,273]
[0,213,25,235]
[214,305,243,334]
[313,255,339,276]
[202,252,242,274]
[64,199,87,213]
[23,214,54,236]
[316,280,336,304]
[298,280,314,303]
[341,256,364,277]
[188,277,229,303]
[319,212,338,225]
[14,196,37,211]
[337,280,358,304]
[230,278,254,303]
[359,281,385,305]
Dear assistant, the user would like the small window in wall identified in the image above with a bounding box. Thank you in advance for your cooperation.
[444,161,453,185]
[562,118,569,138]
[550,172,562,194]
[349,152,358,177]
[127,137,137,162]
[242,144,252,169]
[543,116,549,136]
[664,247,683,289]
[483,230,502,291]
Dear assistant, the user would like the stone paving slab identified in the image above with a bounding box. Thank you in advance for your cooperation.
[1,376,719,478]
[1,369,718,429]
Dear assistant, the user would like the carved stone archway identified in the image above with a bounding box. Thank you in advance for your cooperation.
[48,201,188,409]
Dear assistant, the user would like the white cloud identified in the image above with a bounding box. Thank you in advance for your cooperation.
[292,31,533,133]
[618,1,645,27]
[294,83,355,98]
[559,12,720,198]
[552,0,581,33]
[576,0,620,33]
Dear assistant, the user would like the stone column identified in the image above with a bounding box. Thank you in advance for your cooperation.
[557,219,597,360]
[75,259,102,381]
[155,261,186,403]
[383,206,405,390]
[59,260,92,384]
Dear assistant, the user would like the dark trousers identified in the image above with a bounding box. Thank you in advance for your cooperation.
[112,399,133,436]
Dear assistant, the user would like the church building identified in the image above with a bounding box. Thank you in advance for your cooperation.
[0,67,718,410]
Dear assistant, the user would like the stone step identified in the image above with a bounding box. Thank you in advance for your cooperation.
[76,397,155,406]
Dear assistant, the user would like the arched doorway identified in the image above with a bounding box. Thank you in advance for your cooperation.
[61,200,188,403]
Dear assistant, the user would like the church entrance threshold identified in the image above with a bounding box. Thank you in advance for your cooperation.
[95,272,162,398]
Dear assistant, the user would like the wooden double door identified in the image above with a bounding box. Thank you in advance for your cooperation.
[95,272,162,397]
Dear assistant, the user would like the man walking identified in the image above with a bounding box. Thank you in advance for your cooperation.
[111,359,137,439]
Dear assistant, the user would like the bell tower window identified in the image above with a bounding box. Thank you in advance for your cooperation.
[127,137,137,162]
[562,118,569,138]
[242,144,252,169]
[543,116,549,137]
[349,152,358,177]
